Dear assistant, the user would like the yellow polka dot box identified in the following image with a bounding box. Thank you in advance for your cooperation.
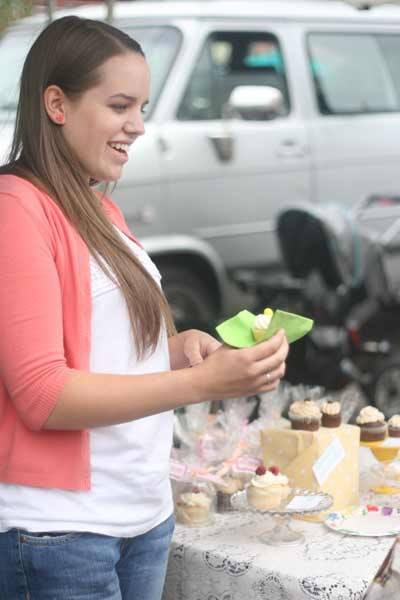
[260,425,360,519]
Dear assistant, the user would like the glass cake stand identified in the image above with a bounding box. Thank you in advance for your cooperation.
[361,440,400,495]
[231,488,333,546]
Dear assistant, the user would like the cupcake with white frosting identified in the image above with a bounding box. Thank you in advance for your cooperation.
[288,399,321,431]
[246,465,291,510]
[356,406,387,442]
[321,399,342,428]
[175,488,213,526]
[252,308,273,342]
[388,415,400,438]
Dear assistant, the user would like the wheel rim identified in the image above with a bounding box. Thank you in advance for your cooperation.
[374,366,400,417]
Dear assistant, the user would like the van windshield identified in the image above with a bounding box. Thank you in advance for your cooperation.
[0,24,180,122]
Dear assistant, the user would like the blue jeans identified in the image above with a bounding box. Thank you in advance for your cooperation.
[0,514,174,600]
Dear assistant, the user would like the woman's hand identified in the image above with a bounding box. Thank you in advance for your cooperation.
[194,329,289,400]
[168,329,222,370]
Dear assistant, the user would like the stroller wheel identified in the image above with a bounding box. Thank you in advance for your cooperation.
[367,355,400,418]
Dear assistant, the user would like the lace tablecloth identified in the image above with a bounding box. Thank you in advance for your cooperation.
[163,449,400,600]
[162,509,396,600]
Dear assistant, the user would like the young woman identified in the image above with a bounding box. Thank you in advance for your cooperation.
[0,16,288,600]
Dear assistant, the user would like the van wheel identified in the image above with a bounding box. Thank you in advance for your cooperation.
[158,265,217,332]
[364,354,400,418]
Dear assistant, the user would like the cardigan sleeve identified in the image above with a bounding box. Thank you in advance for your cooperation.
[0,192,75,431]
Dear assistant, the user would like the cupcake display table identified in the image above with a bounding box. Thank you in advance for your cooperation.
[162,503,397,600]
[163,445,400,600]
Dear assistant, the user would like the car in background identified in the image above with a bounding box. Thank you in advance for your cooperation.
[2,1,400,329]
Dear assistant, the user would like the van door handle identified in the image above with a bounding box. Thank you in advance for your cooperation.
[208,133,234,162]
[276,139,305,158]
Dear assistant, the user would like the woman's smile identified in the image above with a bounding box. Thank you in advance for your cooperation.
[107,141,131,163]
[61,52,149,182]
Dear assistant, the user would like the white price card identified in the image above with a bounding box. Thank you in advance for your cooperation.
[286,495,323,511]
[312,437,345,486]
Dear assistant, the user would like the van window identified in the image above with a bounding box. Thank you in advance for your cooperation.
[308,33,400,115]
[121,25,181,117]
[177,31,290,121]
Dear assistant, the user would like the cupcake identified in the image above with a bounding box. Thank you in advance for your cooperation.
[246,465,291,510]
[388,415,400,438]
[321,399,342,428]
[356,406,387,442]
[175,489,212,526]
[215,476,244,512]
[288,399,321,431]
[252,308,273,342]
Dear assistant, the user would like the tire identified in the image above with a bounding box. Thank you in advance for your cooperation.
[365,355,400,418]
[157,264,218,333]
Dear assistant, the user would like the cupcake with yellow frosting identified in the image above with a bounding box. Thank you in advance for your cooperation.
[321,399,342,428]
[388,415,400,438]
[252,308,273,342]
[288,399,321,431]
[246,465,291,510]
[356,406,387,442]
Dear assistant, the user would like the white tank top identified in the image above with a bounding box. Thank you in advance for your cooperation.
[0,228,174,537]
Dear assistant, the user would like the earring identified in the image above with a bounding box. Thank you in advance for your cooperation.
[54,113,65,125]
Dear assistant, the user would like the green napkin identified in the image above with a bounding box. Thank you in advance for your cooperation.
[216,309,313,348]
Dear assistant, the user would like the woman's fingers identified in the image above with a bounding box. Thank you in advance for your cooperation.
[245,332,288,393]
[255,345,288,378]
[256,361,286,388]
[199,329,289,399]
[250,329,287,361]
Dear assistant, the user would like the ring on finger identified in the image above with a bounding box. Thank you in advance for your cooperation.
[266,372,271,383]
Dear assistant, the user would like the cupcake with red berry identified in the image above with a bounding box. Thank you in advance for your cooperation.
[246,465,291,510]
[356,406,387,442]
[175,484,214,526]
[288,398,321,431]
[388,415,400,438]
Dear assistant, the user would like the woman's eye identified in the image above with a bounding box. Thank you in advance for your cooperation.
[111,104,128,113]
[141,105,148,115]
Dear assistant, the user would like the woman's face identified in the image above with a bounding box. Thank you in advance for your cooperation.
[62,51,149,182]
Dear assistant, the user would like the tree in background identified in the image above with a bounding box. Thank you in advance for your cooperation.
[0,0,33,32]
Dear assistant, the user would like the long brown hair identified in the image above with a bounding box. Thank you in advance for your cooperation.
[0,16,176,357]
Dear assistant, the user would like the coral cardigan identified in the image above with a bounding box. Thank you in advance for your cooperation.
[0,175,140,491]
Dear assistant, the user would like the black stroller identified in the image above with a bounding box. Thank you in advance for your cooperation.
[251,202,400,416]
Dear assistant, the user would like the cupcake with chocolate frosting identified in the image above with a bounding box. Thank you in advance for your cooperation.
[288,399,321,431]
[321,399,342,428]
[356,406,387,442]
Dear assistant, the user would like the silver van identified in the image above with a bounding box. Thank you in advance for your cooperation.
[2,0,400,328]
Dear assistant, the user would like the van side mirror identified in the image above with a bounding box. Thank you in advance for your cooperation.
[224,85,285,120]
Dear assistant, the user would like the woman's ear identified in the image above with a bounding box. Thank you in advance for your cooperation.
[43,85,66,125]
